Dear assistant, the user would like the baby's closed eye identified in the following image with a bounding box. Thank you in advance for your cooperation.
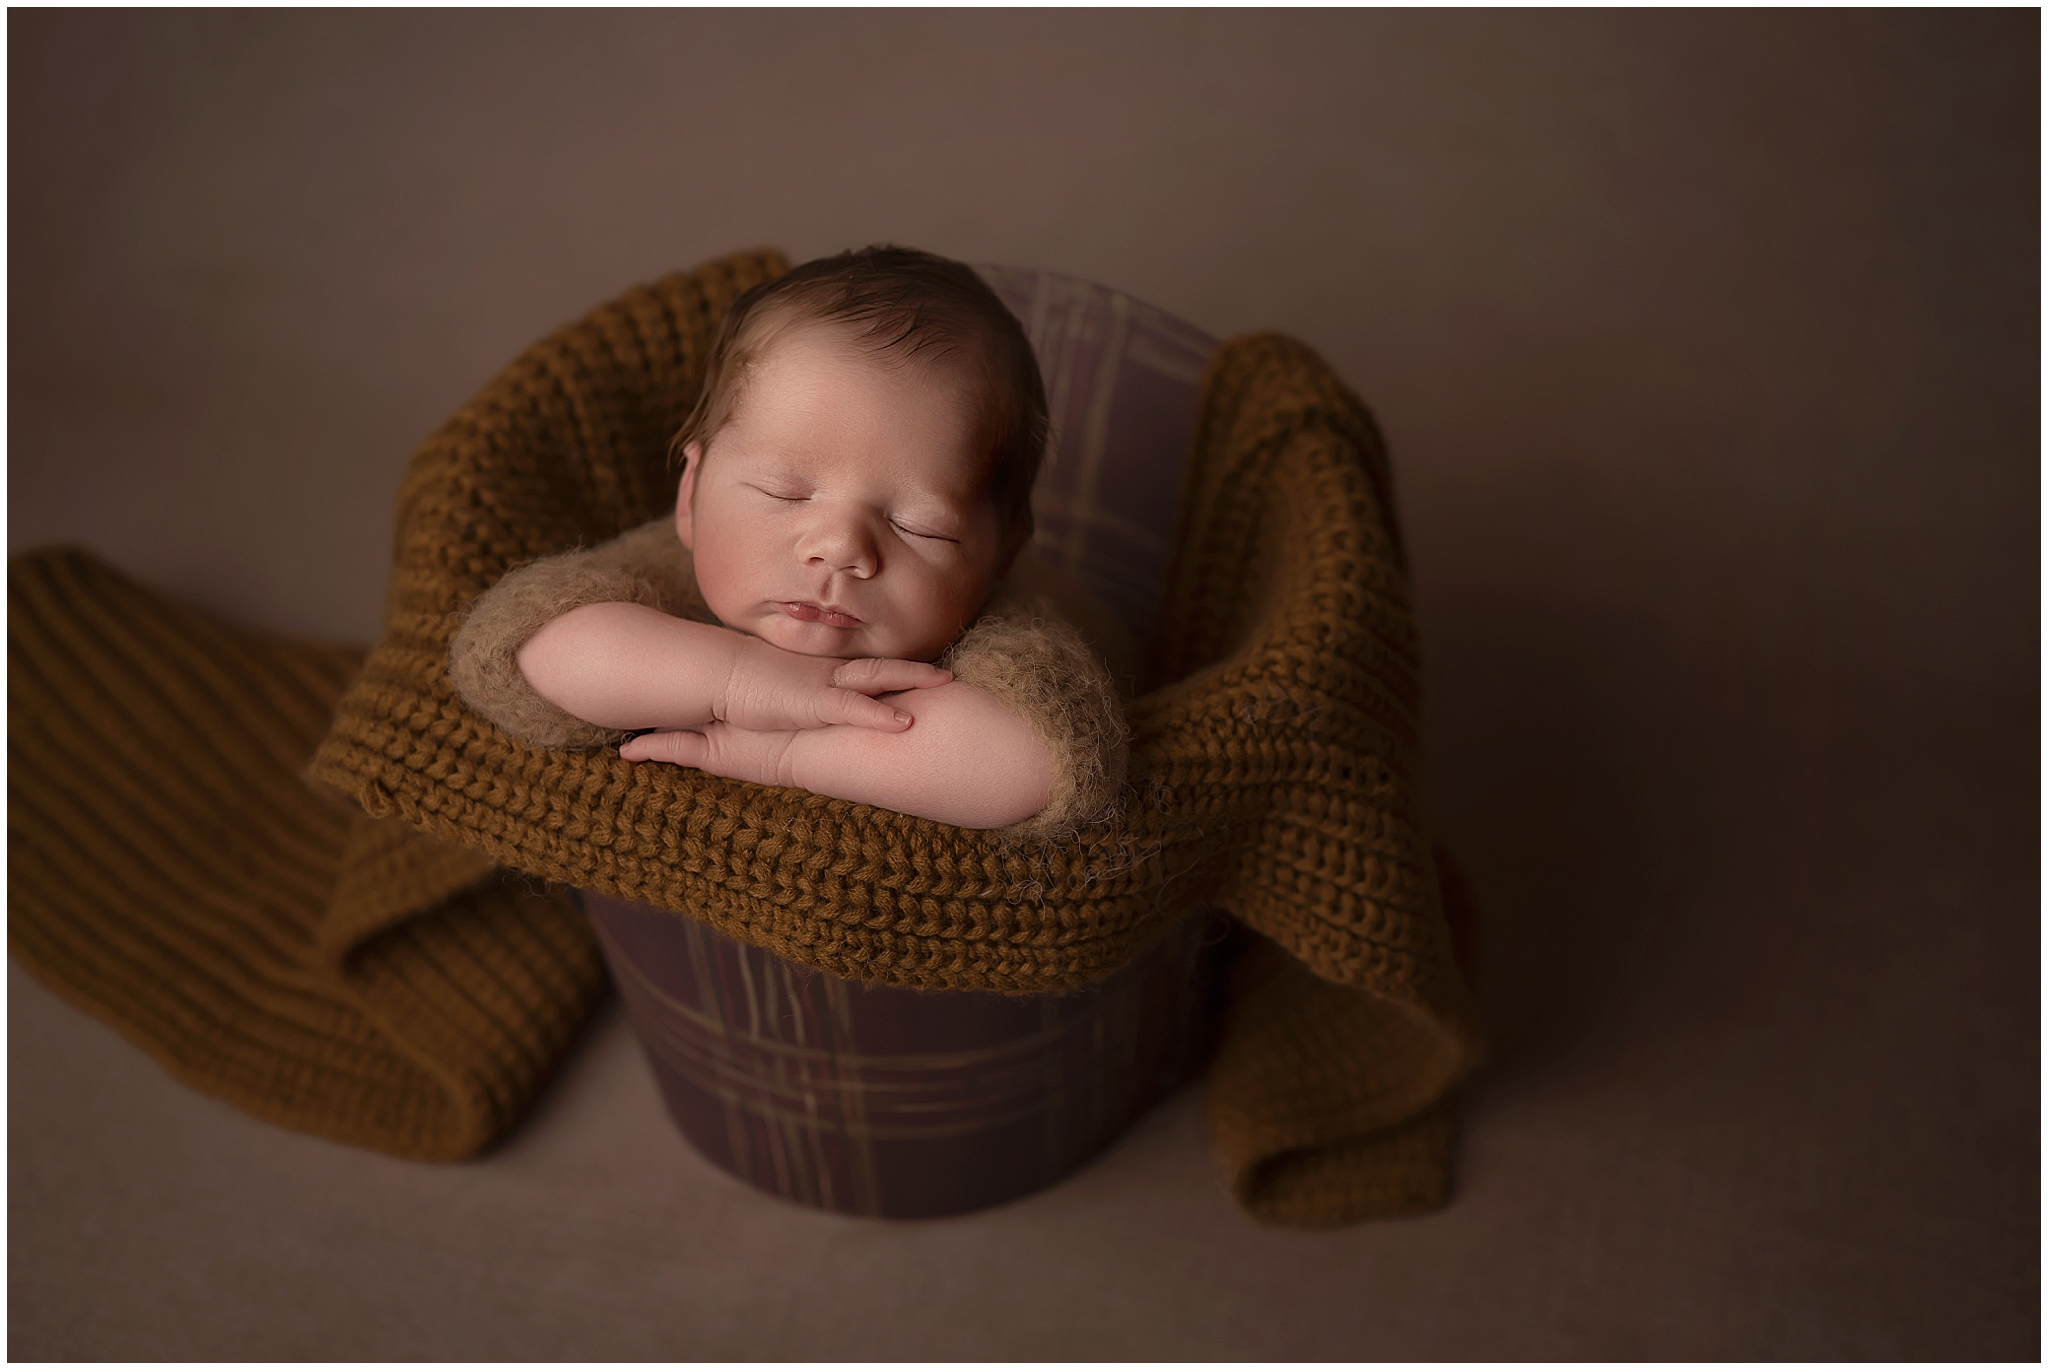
[891,519,959,543]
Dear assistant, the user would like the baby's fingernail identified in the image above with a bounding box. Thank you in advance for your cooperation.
[894,711,912,726]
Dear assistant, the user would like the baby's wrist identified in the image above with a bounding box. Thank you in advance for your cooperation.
[715,630,767,722]
[775,727,819,790]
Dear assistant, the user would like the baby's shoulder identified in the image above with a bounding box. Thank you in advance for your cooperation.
[577,516,702,612]
[972,550,1140,689]
[487,515,707,623]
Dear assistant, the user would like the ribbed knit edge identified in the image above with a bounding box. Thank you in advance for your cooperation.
[8,547,604,1160]
[1202,841,1485,1225]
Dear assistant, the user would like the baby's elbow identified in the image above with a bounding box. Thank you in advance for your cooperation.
[905,685,1057,829]
[512,611,583,699]
[512,603,628,711]
[969,731,1057,830]
[511,635,554,700]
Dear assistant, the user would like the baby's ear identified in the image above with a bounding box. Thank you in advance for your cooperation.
[674,442,703,550]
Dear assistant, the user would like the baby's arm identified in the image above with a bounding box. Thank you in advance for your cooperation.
[616,598,1127,835]
[516,601,951,734]
[619,680,1055,830]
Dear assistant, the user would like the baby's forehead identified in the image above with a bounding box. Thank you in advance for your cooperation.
[748,314,983,387]
[718,331,999,489]
[750,326,993,417]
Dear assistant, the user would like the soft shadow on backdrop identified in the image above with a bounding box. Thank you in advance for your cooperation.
[9,10,2037,1360]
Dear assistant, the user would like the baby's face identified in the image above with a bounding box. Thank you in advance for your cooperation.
[677,325,1007,663]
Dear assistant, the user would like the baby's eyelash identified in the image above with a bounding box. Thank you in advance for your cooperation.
[892,521,958,543]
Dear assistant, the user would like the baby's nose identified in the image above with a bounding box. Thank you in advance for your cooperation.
[807,517,879,579]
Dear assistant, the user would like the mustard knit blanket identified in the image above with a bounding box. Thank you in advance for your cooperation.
[8,249,1481,1225]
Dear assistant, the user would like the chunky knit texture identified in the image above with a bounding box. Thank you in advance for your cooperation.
[310,249,1480,1220]
[1207,930,1465,1223]
[12,248,1481,1222]
[311,251,1473,1005]
[8,548,607,1161]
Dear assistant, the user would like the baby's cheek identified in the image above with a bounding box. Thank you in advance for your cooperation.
[915,577,992,656]
[690,549,753,623]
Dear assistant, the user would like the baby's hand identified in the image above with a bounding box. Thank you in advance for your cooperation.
[619,722,799,784]
[716,638,950,733]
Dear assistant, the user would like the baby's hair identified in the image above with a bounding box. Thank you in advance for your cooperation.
[670,246,1049,555]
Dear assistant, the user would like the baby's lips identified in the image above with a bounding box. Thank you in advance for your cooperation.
[780,600,864,628]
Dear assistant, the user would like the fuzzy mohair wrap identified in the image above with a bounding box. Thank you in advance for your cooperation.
[8,248,1483,1225]
[446,514,1130,842]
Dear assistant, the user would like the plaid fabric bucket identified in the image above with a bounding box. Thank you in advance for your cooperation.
[585,893,1225,1217]
[583,270,1223,1217]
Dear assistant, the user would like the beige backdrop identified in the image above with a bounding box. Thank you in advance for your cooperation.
[8,10,2037,1360]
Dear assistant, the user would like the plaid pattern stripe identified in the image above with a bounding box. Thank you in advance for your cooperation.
[587,892,1221,1218]
[975,265,1218,641]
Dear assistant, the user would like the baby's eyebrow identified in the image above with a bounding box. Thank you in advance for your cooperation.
[742,458,812,488]
[891,502,967,533]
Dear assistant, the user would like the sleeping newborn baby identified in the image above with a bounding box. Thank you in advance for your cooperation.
[448,246,1128,836]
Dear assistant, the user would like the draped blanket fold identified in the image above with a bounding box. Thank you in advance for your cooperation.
[9,248,1482,1224]
[8,549,606,1161]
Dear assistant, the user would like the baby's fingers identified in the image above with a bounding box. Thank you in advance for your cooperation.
[831,657,952,696]
[826,690,919,732]
[619,729,708,766]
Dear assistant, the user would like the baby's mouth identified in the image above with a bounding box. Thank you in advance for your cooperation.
[779,601,864,628]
